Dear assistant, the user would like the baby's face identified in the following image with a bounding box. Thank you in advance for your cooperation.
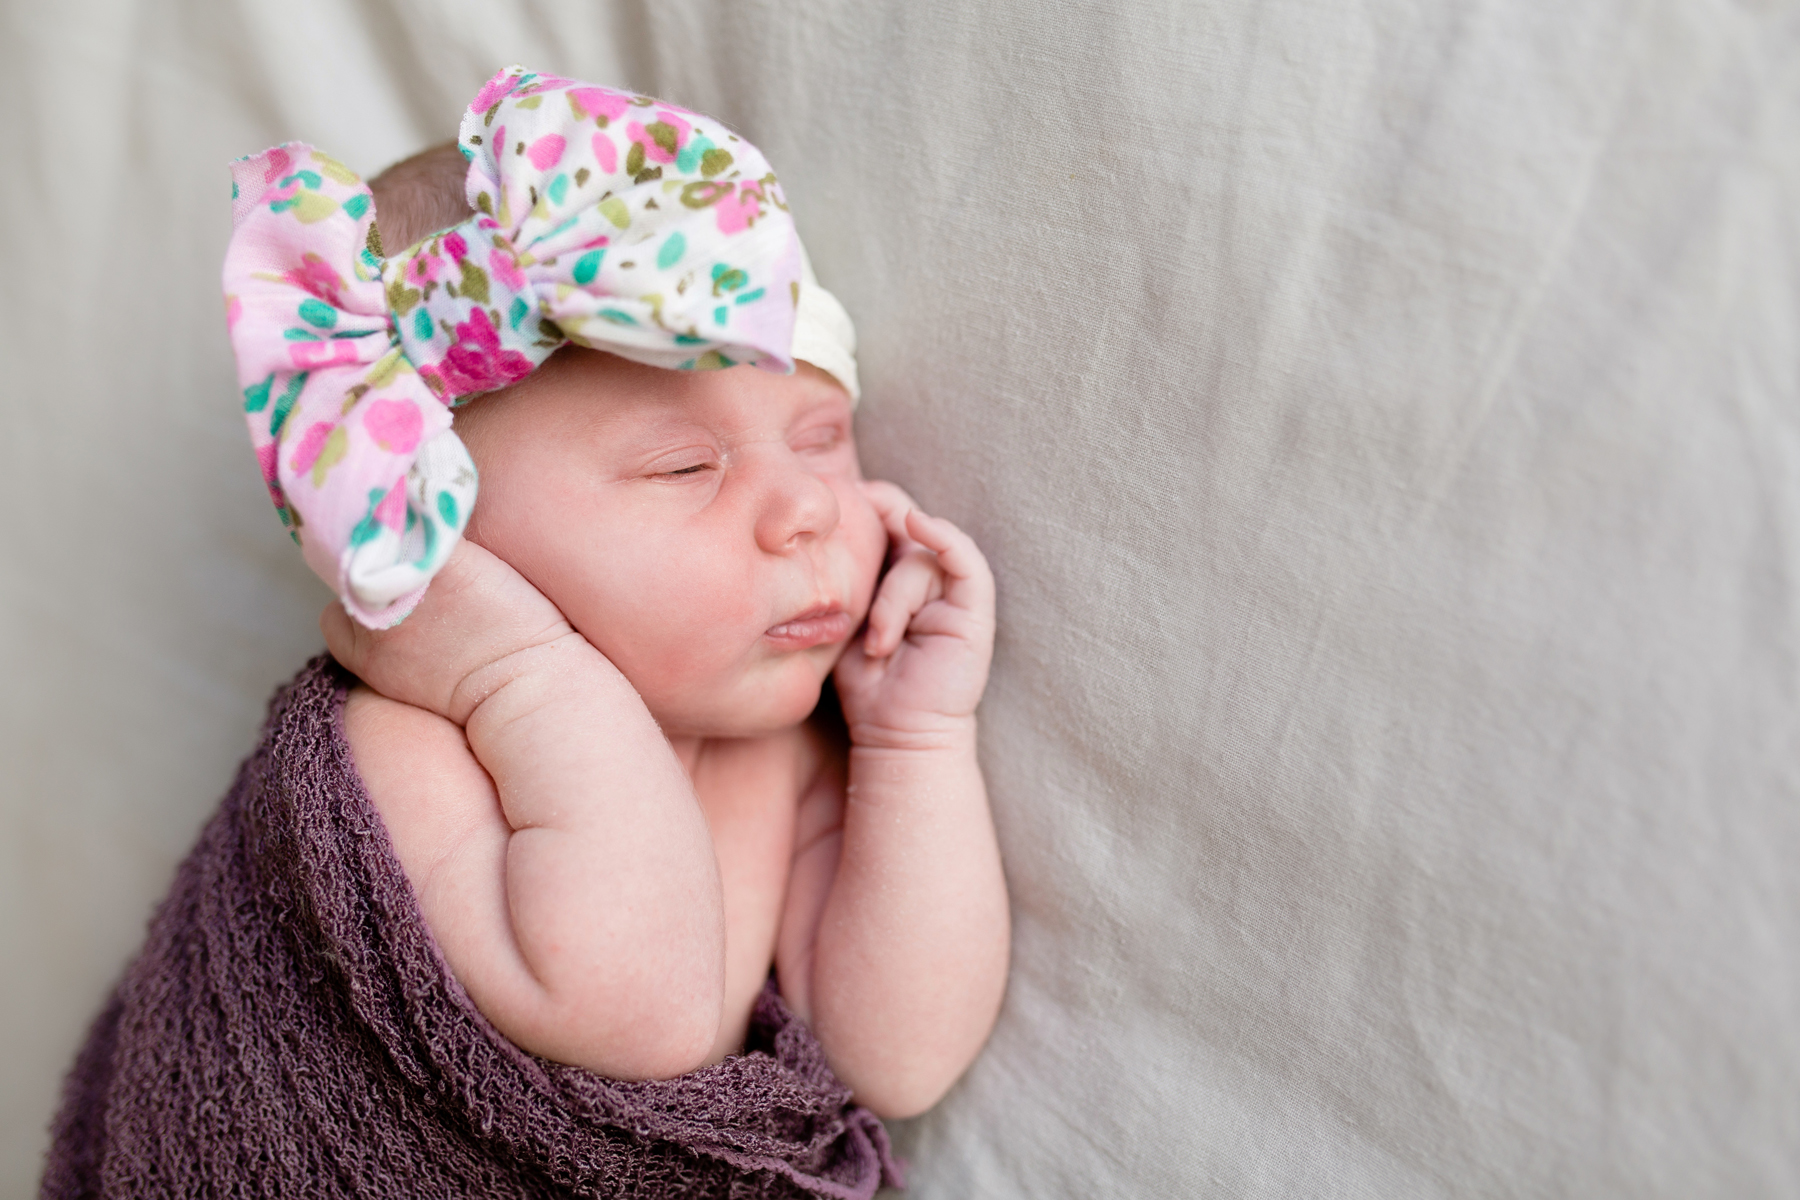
[453,348,886,739]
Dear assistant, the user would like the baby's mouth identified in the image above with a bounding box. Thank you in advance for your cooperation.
[765,605,854,651]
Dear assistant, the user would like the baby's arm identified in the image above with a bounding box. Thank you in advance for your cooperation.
[329,543,726,1079]
[777,484,1010,1118]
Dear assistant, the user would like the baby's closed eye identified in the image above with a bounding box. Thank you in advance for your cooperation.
[788,422,848,456]
[642,448,720,480]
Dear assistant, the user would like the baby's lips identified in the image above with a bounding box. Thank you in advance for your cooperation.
[765,607,854,651]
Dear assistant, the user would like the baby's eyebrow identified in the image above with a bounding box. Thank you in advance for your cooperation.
[787,387,854,424]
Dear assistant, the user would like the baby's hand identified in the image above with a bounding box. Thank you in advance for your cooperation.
[322,539,576,725]
[834,482,996,749]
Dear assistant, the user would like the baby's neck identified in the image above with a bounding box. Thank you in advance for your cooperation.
[665,727,807,785]
[667,735,705,779]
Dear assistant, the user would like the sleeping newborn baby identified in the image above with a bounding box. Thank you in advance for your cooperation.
[44,67,1006,1200]
[336,165,1009,1097]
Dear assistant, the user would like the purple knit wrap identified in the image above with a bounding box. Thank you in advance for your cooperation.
[42,657,902,1199]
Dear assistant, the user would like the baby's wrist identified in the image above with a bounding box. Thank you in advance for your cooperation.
[447,631,606,726]
[846,712,978,756]
[845,718,983,817]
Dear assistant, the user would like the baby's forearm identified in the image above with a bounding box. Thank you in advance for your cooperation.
[806,726,1010,1118]
[459,638,725,1075]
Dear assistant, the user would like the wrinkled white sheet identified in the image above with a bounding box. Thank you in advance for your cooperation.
[4,0,1797,1195]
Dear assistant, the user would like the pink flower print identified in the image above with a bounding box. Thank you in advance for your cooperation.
[363,398,423,454]
[262,145,294,186]
[404,251,443,288]
[488,246,526,293]
[289,339,363,370]
[626,122,654,161]
[256,440,292,522]
[569,87,630,124]
[265,177,301,209]
[226,294,242,332]
[290,420,350,486]
[256,440,280,486]
[418,365,447,399]
[714,183,766,235]
[514,71,578,97]
[527,134,566,171]
[591,132,618,174]
[443,231,469,263]
[374,476,407,531]
[433,307,533,397]
[628,110,693,165]
[290,422,333,473]
[283,252,347,308]
[470,72,523,113]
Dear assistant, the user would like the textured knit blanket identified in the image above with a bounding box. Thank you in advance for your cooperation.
[42,656,901,1199]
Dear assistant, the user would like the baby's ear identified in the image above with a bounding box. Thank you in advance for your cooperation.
[368,141,473,254]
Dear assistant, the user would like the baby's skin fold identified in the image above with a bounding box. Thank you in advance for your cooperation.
[326,351,1008,1119]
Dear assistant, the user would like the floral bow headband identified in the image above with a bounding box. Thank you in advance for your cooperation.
[224,65,856,629]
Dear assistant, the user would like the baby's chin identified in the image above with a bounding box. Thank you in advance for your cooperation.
[645,647,846,740]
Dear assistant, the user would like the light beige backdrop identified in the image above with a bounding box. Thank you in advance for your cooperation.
[4,0,1797,1196]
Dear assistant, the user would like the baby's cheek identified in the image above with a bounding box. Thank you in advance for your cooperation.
[711,575,769,641]
[635,543,765,655]
[841,495,889,615]
[626,575,775,726]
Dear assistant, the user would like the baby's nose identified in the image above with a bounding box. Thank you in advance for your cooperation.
[753,453,841,553]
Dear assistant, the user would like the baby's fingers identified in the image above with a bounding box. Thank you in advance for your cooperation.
[862,480,926,553]
[865,550,943,658]
[862,479,920,527]
[902,509,995,618]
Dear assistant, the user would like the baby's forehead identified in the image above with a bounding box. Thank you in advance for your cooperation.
[461,351,854,446]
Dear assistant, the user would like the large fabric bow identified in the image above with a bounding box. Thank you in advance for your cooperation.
[223,66,804,628]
